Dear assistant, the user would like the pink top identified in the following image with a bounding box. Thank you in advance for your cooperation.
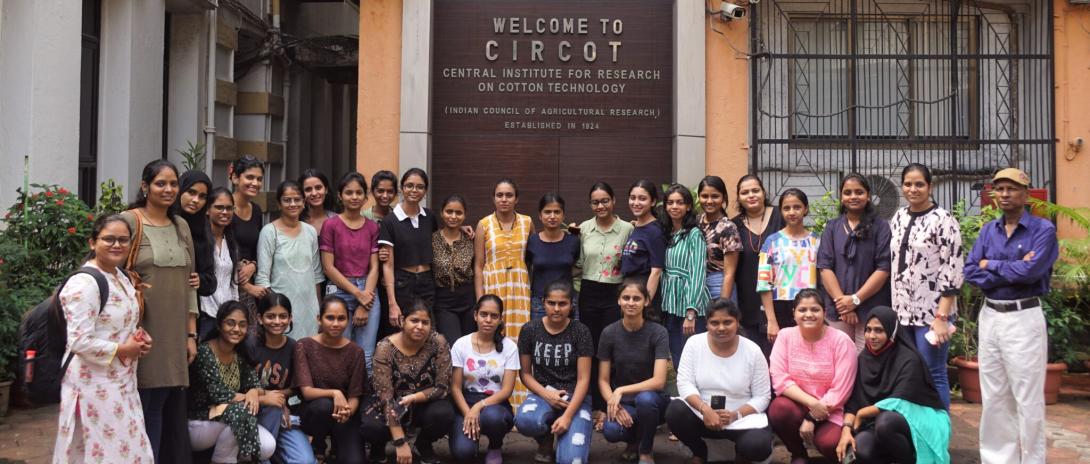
[318,215,380,278]
[769,326,858,426]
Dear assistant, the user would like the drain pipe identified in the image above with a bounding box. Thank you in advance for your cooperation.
[272,0,290,182]
[204,0,219,173]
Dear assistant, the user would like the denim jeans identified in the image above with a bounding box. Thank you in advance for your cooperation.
[331,277,381,374]
[449,391,515,461]
[514,394,593,464]
[664,314,706,368]
[601,391,669,454]
[705,271,738,302]
[903,324,952,409]
[257,406,317,464]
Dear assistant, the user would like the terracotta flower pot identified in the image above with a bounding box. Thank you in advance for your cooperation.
[953,357,1068,404]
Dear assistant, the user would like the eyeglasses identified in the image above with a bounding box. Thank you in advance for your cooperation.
[223,320,249,330]
[98,236,131,247]
[280,197,305,205]
[590,199,612,207]
[211,205,235,213]
[402,183,426,192]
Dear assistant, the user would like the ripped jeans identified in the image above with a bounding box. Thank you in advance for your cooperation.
[513,393,593,464]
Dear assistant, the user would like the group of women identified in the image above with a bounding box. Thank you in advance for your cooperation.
[55,156,964,464]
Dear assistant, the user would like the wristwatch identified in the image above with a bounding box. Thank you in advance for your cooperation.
[850,294,861,306]
[392,437,407,447]
[685,311,696,321]
[187,332,198,340]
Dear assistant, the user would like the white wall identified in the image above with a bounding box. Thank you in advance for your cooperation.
[166,13,209,169]
[0,0,82,212]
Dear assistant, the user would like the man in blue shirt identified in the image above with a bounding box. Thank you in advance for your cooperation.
[965,167,1058,464]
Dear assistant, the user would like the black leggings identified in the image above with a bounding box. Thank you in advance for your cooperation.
[360,399,455,451]
[300,398,363,463]
[434,282,477,343]
[855,411,916,464]
[664,399,774,462]
[579,279,622,411]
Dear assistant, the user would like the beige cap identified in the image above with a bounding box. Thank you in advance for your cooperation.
[992,167,1031,187]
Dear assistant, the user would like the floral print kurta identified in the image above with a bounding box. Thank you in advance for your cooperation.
[187,343,263,461]
[54,263,154,464]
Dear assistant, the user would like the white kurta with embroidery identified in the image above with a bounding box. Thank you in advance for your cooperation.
[53,262,154,464]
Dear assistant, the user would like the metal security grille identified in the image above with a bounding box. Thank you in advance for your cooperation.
[750,0,1054,215]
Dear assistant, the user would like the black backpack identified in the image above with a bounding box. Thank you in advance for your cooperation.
[17,267,119,404]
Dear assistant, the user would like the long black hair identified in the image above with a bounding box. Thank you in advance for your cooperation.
[299,168,337,220]
[202,300,254,365]
[617,277,654,320]
[837,173,876,239]
[256,291,294,339]
[206,187,239,281]
[698,175,729,218]
[474,294,507,352]
[661,183,699,247]
[629,179,661,220]
[128,160,181,217]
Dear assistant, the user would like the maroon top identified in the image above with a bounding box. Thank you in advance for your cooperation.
[293,337,368,398]
[319,215,380,278]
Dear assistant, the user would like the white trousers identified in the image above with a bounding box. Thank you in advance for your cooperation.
[978,303,1047,464]
[188,420,276,463]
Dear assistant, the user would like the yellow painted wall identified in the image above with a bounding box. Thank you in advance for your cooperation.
[1054,0,1090,239]
[356,0,402,180]
[706,18,752,213]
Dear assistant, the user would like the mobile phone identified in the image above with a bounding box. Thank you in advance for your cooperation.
[710,395,726,410]
[842,444,857,464]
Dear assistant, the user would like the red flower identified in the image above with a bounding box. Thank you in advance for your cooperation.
[59,188,69,195]
[87,214,95,221]
[4,211,9,219]
[67,227,77,234]
[56,200,64,206]
[45,191,54,197]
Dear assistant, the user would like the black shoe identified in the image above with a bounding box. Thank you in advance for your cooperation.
[367,443,388,464]
[416,443,441,464]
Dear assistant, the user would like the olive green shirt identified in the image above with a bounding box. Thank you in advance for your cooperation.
[577,217,634,284]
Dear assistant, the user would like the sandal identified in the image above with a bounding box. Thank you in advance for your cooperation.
[620,443,639,461]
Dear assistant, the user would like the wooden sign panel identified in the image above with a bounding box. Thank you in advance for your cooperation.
[431,0,674,223]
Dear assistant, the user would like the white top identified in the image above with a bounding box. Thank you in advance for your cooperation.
[450,334,520,395]
[675,333,771,430]
[200,235,238,318]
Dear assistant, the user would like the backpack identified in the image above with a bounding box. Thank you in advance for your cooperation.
[17,267,116,404]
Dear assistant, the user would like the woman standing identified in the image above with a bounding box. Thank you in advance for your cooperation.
[123,160,198,464]
[515,281,595,464]
[200,188,239,340]
[599,279,671,464]
[448,295,520,464]
[660,184,710,367]
[294,296,368,463]
[836,307,951,464]
[364,170,398,222]
[525,193,581,321]
[379,168,439,331]
[621,180,665,319]
[731,175,784,356]
[433,195,477,343]
[697,176,742,301]
[665,299,773,464]
[176,171,217,338]
[361,302,454,464]
[54,214,154,463]
[757,189,819,345]
[576,182,633,413]
[299,168,338,234]
[818,174,892,351]
[255,181,324,338]
[187,301,276,463]
[229,155,267,315]
[474,179,533,338]
[320,172,382,371]
[888,163,963,408]
[768,289,857,464]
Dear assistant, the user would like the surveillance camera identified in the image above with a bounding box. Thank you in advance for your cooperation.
[720,2,746,20]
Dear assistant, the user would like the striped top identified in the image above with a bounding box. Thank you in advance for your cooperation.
[661,227,710,317]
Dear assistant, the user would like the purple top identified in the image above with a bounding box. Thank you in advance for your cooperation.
[964,210,1058,300]
[319,215,380,278]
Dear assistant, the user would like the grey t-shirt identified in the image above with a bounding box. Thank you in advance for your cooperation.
[598,320,671,393]
[518,318,594,394]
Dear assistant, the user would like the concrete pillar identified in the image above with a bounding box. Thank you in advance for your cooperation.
[166,13,209,170]
[398,0,432,183]
[675,0,707,188]
[97,0,167,198]
[0,0,82,210]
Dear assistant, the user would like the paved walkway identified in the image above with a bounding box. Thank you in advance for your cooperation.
[3,392,1089,463]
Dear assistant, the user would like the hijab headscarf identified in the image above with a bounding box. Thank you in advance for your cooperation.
[177,170,213,232]
[176,170,216,297]
[847,306,945,413]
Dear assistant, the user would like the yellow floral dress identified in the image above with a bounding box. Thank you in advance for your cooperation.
[479,213,533,404]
